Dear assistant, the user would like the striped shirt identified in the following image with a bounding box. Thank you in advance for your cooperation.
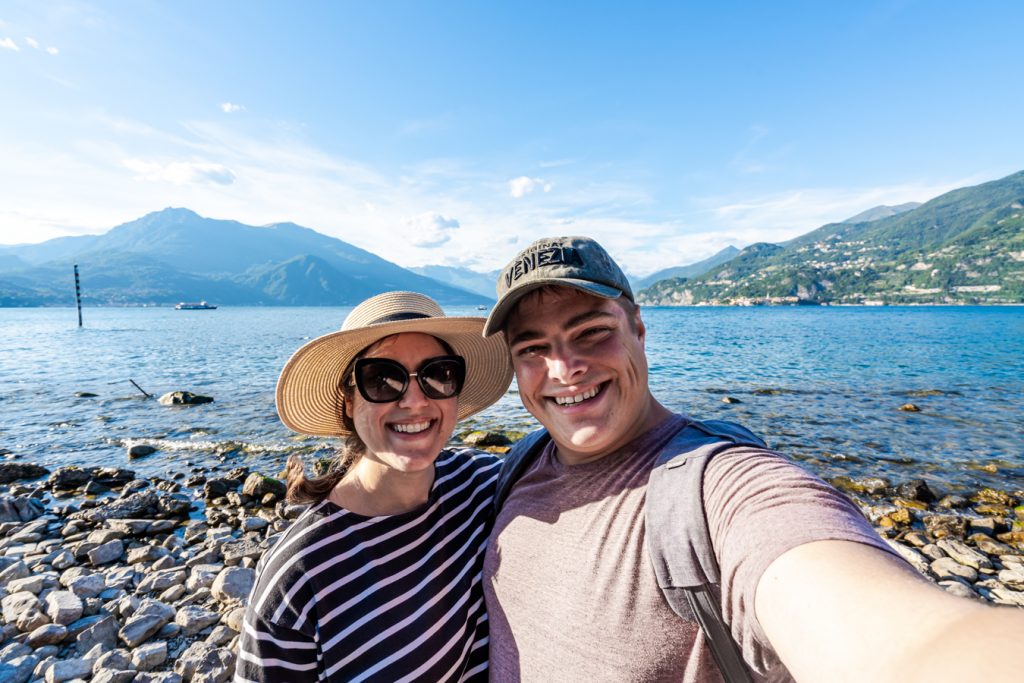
[236,449,500,683]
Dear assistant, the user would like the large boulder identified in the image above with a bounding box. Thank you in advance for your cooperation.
[0,462,49,484]
[241,473,286,500]
[0,496,45,523]
[48,466,92,490]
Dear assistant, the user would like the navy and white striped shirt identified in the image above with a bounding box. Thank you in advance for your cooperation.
[236,449,500,682]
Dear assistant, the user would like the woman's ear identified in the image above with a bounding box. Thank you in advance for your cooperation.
[344,394,354,420]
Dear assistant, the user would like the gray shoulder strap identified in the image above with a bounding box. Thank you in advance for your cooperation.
[493,428,549,513]
[645,419,766,683]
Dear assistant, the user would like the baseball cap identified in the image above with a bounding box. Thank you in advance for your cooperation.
[482,236,633,337]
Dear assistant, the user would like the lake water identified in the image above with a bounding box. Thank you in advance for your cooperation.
[1,305,1022,494]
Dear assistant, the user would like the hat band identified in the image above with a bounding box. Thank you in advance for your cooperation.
[370,311,432,324]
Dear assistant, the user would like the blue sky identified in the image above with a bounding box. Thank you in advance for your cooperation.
[1,1,1022,276]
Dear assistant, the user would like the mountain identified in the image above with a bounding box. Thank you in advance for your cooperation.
[840,202,921,224]
[409,265,500,300]
[0,208,490,306]
[633,246,741,290]
[637,170,1024,305]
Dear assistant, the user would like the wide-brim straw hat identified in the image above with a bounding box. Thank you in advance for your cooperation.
[276,291,513,436]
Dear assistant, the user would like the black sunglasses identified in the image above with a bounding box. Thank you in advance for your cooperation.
[352,355,466,403]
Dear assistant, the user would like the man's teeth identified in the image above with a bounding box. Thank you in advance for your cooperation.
[391,421,431,434]
[554,386,600,405]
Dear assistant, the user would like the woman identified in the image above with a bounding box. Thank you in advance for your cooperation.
[236,291,513,682]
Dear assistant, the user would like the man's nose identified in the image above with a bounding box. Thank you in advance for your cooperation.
[546,346,586,384]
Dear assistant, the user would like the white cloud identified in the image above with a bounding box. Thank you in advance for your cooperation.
[122,159,237,186]
[508,176,553,198]
[220,102,245,113]
[46,46,58,55]
[404,212,460,248]
[1,37,19,51]
[24,36,39,49]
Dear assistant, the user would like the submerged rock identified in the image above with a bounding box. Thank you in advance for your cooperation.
[128,445,158,459]
[158,391,214,406]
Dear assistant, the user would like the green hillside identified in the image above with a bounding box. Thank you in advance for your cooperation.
[638,170,1024,306]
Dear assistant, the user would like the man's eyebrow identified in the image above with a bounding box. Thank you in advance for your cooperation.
[508,309,616,347]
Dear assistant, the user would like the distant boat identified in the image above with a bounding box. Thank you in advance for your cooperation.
[476,305,488,310]
[175,301,217,310]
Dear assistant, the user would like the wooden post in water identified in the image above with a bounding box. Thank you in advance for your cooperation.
[73,264,83,327]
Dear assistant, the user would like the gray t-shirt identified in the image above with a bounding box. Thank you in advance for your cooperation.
[483,415,896,682]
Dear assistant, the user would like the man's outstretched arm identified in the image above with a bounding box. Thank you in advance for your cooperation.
[755,539,1023,682]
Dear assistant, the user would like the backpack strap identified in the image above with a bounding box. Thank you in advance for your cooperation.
[646,419,766,683]
[492,427,550,514]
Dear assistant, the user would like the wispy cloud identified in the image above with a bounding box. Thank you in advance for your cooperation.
[508,176,553,198]
[122,159,237,186]
[404,212,460,248]
[220,102,245,113]
[24,36,39,49]
[1,37,19,51]
[46,46,58,55]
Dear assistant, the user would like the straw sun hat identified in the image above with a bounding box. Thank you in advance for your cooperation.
[276,291,514,436]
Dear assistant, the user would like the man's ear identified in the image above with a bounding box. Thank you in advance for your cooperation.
[635,309,646,343]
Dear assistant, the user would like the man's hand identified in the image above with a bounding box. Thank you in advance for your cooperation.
[755,539,1023,682]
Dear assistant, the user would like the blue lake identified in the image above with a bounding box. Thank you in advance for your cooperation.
[1,305,1022,494]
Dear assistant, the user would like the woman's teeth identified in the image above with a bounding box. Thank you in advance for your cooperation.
[554,385,600,405]
[391,421,431,434]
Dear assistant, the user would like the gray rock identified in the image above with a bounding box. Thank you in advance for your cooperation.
[136,568,186,594]
[88,539,125,565]
[51,550,76,570]
[76,614,118,655]
[87,528,126,545]
[998,566,1024,590]
[151,555,178,571]
[205,625,235,646]
[69,490,160,524]
[44,657,92,683]
[222,539,262,566]
[107,518,153,535]
[128,444,158,458]
[26,623,67,648]
[68,573,108,598]
[920,543,947,561]
[936,538,992,570]
[930,557,978,583]
[210,567,254,604]
[135,672,184,683]
[93,671,138,683]
[2,591,41,624]
[241,473,286,501]
[92,647,133,673]
[135,599,176,622]
[127,544,170,565]
[5,574,43,595]
[44,590,83,626]
[223,607,246,633]
[48,466,93,490]
[173,642,235,683]
[159,584,187,603]
[0,655,38,683]
[884,540,931,576]
[0,496,46,524]
[0,463,50,485]
[938,580,978,600]
[241,516,269,532]
[991,586,1024,607]
[186,565,222,592]
[175,605,221,636]
[15,608,51,632]
[132,640,168,671]
[118,614,168,648]
[0,641,33,661]
[0,560,30,584]
[158,391,213,406]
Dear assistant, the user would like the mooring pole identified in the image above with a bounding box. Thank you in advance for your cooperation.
[73,264,83,327]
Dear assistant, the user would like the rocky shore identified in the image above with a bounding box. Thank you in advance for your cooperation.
[1,439,1023,682]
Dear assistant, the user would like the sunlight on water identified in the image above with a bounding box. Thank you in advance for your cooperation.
[1,305,1022,492]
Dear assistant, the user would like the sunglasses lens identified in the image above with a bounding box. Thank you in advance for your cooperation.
[353,355,465,403]
[418,357,465,399]
[355,360,408,402]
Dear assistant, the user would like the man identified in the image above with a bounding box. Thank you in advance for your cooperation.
[481,236,1022,682]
